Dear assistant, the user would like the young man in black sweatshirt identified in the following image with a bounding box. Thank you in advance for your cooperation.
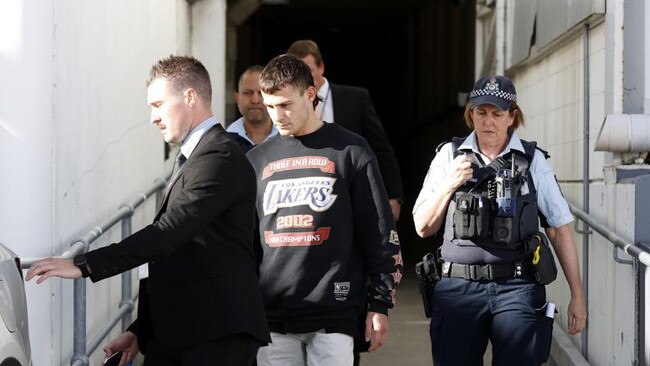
[247,54,402,366]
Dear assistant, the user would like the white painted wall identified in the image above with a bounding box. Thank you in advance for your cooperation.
[0,1,58,364]
[0,0,227,364]
[192,0,228,125]
[514,24,605,182]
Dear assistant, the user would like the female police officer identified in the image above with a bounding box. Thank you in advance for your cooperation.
[413,75,587,365]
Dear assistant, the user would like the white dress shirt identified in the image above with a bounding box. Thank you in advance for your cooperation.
[316,78,334,124]
[226,117,278,145]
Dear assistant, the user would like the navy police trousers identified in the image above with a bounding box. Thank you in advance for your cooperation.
[429,276,553,366]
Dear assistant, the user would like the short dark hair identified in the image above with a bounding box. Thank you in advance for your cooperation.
[259,54,315,95]
[147,55,212,102]
[237,64,265,91]
[286,40,323,66]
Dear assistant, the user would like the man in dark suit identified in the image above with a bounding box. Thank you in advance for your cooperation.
[287,40,404,222]
[26,55,270,366]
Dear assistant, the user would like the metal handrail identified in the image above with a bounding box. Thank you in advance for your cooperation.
[568,199,649,365]
[21,241,86,267]
[21,178,166,266]
[23,177,167,366]
[70,295,137,366]
[86,295,138,356]
[567,201,650,266]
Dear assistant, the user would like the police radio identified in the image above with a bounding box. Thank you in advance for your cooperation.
[495,170,515,216]
[493,158,520,244]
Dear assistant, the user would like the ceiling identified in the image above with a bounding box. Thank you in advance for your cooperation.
[256,0,427,19]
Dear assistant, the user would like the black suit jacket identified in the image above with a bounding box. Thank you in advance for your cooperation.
[330,83,404,201]
[85,124,270,350]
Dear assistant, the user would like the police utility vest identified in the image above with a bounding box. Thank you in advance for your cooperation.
[441,136,549,264]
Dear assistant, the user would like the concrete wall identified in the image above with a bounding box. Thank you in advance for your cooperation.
[0,0,226,364]
[515,25,605,180]
[192,0,228,125]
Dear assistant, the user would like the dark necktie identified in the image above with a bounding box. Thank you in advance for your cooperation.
[171,151,187,177]
[164,151,186,197]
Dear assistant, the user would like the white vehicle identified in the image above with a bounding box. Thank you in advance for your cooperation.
[0,243,31,366]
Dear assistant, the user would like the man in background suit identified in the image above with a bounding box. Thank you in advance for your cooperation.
[287,40,404,222]
[26,55,270,366]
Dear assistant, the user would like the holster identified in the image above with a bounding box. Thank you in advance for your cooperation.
[415,252,441,318]
[526,232,558,285]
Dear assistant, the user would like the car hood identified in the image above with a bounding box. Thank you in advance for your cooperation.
[0,243,30,358]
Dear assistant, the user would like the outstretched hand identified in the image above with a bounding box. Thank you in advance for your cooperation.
[25,258,81,284]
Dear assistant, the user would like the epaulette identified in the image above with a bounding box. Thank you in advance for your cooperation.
[435,140,450,154]
[520,140,550,160]
[451,136,470,157]
[536,145,550,160]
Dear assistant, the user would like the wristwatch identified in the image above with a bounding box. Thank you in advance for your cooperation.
[73,254,91,278]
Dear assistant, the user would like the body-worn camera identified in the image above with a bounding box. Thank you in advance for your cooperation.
[495,170,517,217]
[415,253,441,318]
[492,169,521,244]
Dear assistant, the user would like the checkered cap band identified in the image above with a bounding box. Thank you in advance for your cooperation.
[469,88,517,102]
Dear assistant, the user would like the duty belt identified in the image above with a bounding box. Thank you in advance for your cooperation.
[441,261,526,281]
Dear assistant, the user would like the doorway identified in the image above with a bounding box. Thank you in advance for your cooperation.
[233,0,476,266]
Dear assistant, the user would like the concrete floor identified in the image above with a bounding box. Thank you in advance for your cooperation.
[359,274,497,366]
[359,273,434,366]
